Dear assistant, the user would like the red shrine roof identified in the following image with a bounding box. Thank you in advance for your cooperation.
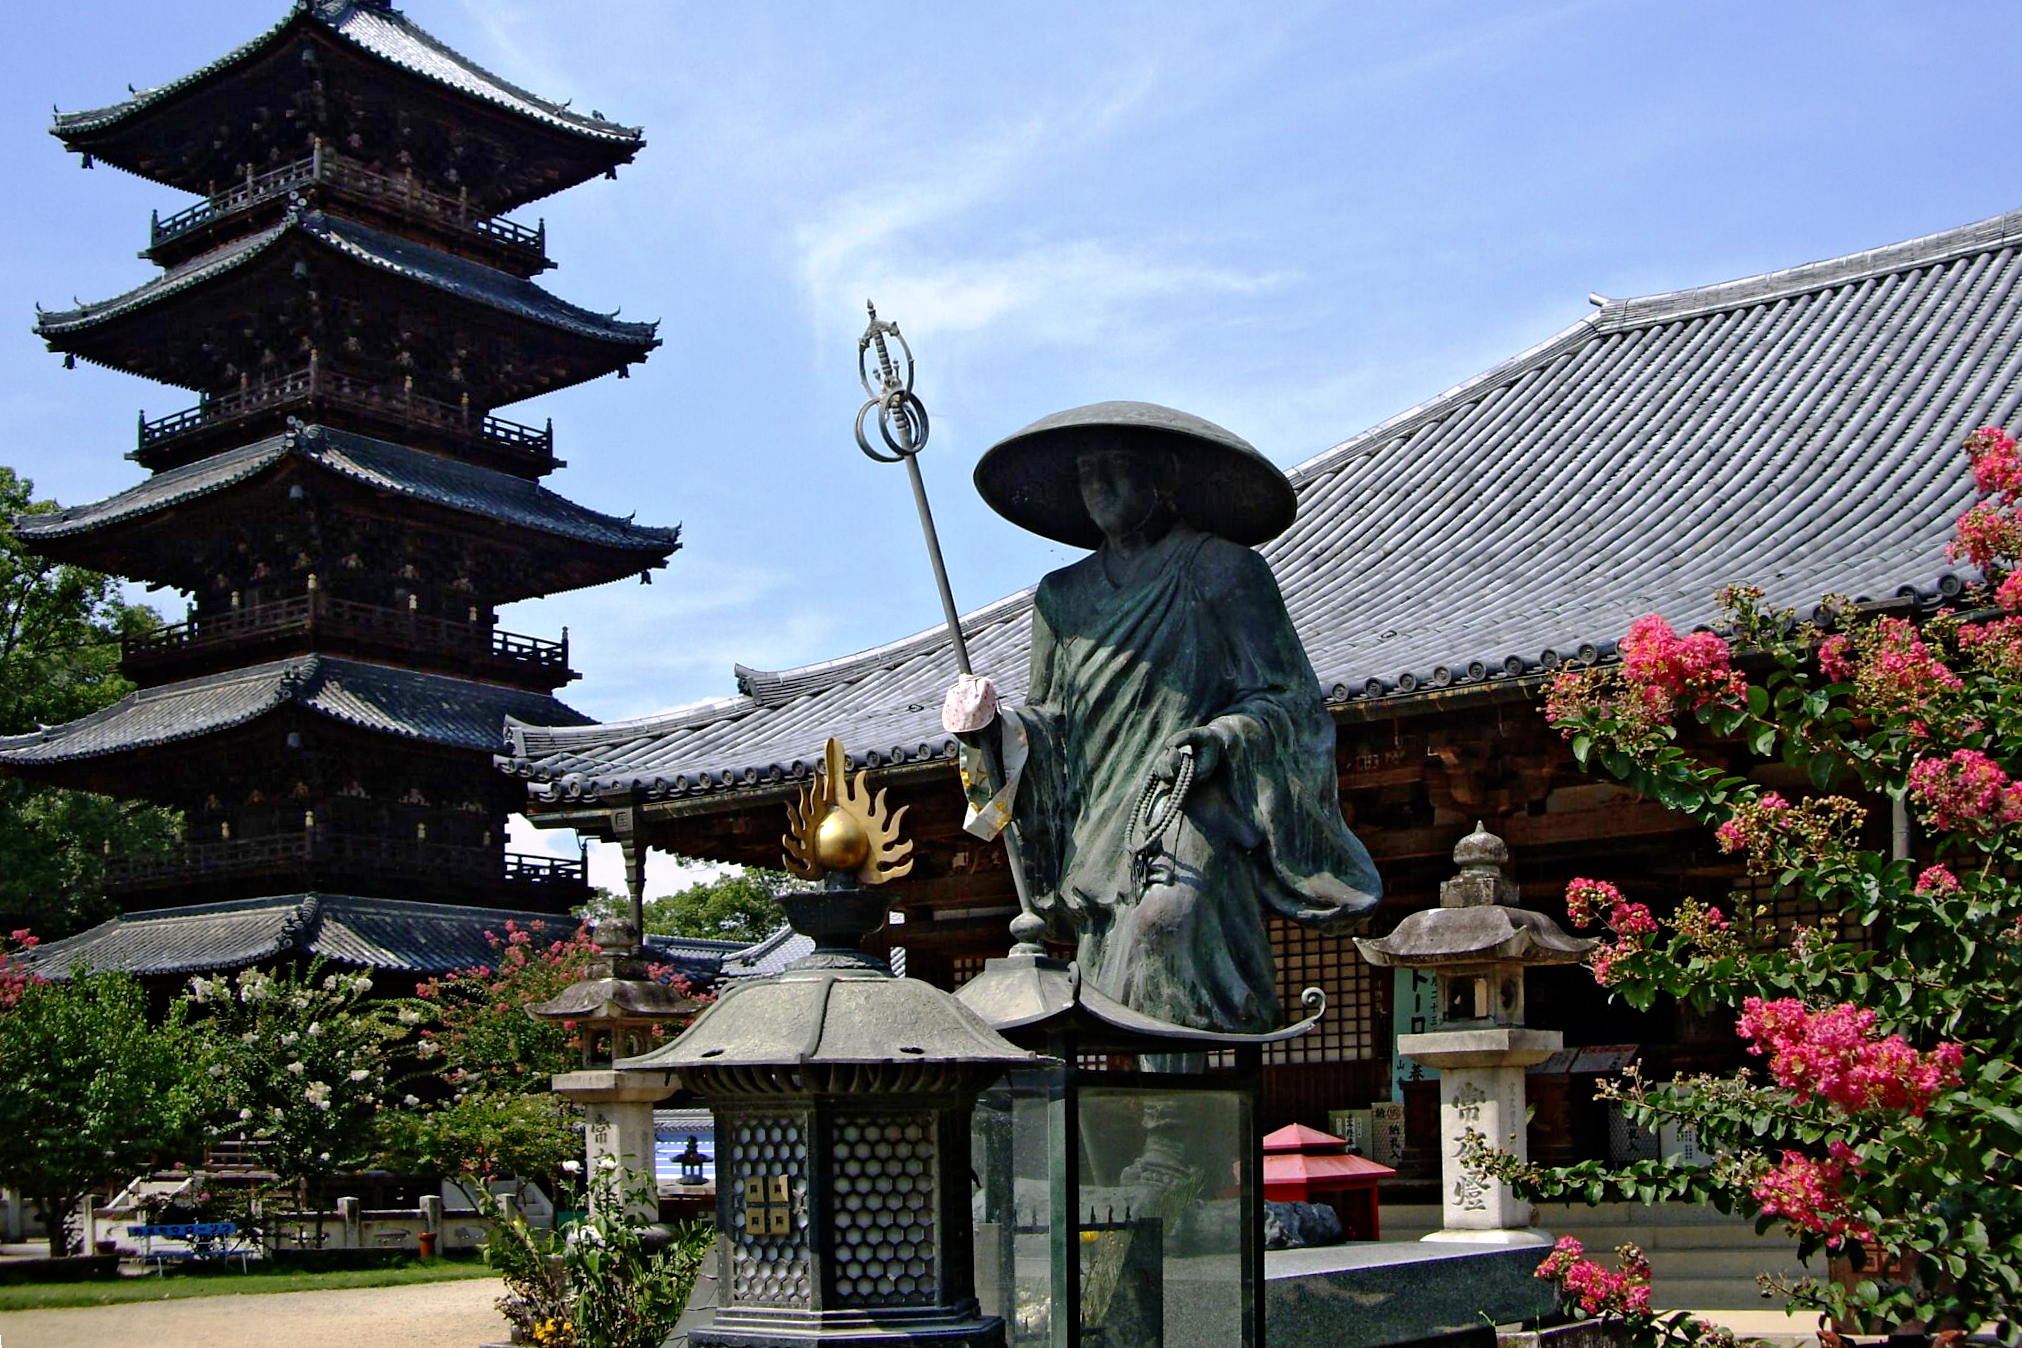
[1261,1124,1395,1192]
[1264,1123,1357,1153]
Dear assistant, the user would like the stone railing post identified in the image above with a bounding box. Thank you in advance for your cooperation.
[337,1195,361,1249]
[419,1193,442,1240]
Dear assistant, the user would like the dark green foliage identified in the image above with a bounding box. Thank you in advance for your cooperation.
[0,467,176,938]
[0,972,212,1254]
[483,1169,713,1348]
[378,1089,580,1187]
[638,861,799,943]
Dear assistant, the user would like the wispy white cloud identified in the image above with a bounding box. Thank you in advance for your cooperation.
[784,41,1293,361]
[512,554,845,722]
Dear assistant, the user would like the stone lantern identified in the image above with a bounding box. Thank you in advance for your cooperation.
[617,741,1042,1347]
[1354,823,1593,1247]
[530,914,699,1221]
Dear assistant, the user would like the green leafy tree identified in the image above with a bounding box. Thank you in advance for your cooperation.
[639,862,800,943]
[1474,425,2022,1342]
[379,1089,581,1190]
[403,921,707,1206]
[0,968,212,1254]
[188,963,408,1245]
[0,468,175,938]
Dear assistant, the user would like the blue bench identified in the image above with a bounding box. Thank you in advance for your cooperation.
[125,1221,252,1271]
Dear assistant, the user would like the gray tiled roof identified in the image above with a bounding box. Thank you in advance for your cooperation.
[502,206,2022,806]
[0,654,589,766]
[36,209,658,349]
[27,892,782,982]
[715,925,814,979]
[52,1,640,145]
[24,893,592,979]
[19,424,680,558]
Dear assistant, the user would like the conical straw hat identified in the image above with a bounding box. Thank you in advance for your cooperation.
[974,400,1297,549]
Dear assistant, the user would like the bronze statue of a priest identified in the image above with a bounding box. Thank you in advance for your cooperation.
[947,401,1381,1037]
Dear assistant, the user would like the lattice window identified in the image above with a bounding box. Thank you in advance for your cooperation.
[948,955,989,989]
[1264,919,1380,1063]
[1740,871,1871,950]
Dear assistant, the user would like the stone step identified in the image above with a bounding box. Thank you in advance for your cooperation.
[1652,1278,1804,1313]
[1381,1200,1777,1229]
[1370,1202,1817,1312]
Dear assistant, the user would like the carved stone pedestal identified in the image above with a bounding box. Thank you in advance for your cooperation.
[1396,1028,1560,1246]
[551,1069,670,1224]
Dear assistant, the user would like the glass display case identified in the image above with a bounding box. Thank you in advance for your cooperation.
[961,954,1321,1348]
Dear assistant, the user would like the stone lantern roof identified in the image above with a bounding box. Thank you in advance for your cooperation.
[618,889,1039,1089]
[525,915,699,1025]
[1355,822,1594,971]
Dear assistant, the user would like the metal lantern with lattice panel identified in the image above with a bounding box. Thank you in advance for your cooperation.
[618,739,1042,1347]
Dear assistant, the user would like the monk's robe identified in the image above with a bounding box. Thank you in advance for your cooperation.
[1002,522,1381,1035]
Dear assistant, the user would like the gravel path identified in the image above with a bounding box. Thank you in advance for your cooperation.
[0,1275,507,1348]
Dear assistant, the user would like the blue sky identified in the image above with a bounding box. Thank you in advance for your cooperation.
[4,0,2019,892]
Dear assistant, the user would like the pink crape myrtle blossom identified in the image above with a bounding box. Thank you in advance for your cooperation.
[1956,613,2022,674]
[1847,617,1963,718]
[1544,666,1668,743]
[1967,426,2022,500]
[1819,634,1856,682]
[1564,878,1626,928]
[1564,880,1655,987]
[1913,865,1961,897]
[1535,1236,1656,1317]
[1907,749,2022,833]
[1751,1150,1874,1247]
[1607,901,1658,937]
[1714,790,1792,854]
[1737,996,1963,1117]
[1619,615,1746,714]
[1949,501,2022,571]
[1588,943,1633,987]
[0,929,42,1010]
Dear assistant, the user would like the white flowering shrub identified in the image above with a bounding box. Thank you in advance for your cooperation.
[187,961,410,1242]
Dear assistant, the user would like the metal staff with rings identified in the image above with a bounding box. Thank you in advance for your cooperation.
[853,301,1049,954]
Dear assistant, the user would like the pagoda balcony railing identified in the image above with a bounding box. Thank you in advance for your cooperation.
[122,590,570,683]
[137,360,554,469]
[149,143,546,267]
[105,831,588,894]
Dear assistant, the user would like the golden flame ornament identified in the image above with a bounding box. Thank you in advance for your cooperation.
[782,738,914,885]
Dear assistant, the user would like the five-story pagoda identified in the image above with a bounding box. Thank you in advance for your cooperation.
[4,0,679,981]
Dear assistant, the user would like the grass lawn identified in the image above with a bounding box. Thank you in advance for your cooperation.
[0,1257,498,1311]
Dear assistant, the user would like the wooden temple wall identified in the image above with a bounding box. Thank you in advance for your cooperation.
[634,688,1808,1164]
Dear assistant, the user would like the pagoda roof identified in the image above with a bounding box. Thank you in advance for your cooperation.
[19,424,679,596]
[53,1,640,207]
[502,205,2022,808]
[0,653,590,770]
[36,210,657,394]
[22,893,735,982]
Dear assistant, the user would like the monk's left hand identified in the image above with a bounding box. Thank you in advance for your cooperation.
[1156,726,1222,783]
